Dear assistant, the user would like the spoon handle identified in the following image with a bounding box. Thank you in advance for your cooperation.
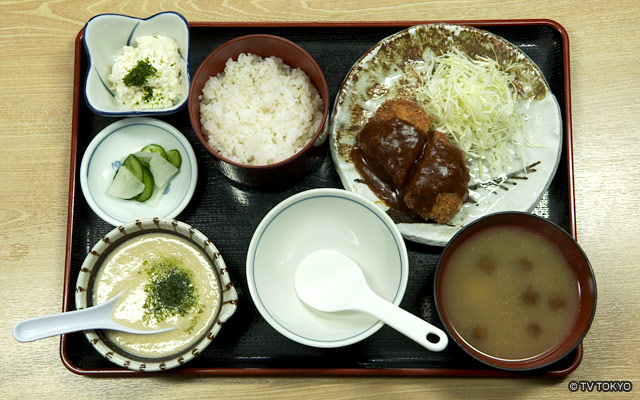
[14,306,113,342]
[12,295,123,342]
[356,291,449,352]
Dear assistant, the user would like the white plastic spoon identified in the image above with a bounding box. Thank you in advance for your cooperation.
[295,250,448,352]
[13,292,174,342]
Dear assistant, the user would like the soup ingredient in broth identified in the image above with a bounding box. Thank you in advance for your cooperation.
[440,225,579,360]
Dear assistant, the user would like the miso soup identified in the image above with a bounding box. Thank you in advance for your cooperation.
[439,225,579,360]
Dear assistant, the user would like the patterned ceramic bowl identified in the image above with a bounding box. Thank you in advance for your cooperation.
[83,12,190,116]
[75,218,238,372]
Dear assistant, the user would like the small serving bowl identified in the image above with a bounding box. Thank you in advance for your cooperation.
[188,34,330,189]
[75,218,238,372]
[79,117,198,226]
[246,188,409,347]
[434,212,596,371]
[83,11,190,116]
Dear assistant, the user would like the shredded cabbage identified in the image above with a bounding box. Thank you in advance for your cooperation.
[416,48,527,177]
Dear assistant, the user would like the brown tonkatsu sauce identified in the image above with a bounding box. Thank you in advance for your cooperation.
[351,117,426,213]
[402,131,470,222]
[351,116,469,223]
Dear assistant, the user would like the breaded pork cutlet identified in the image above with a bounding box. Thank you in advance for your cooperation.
[403,131,469,223]
[353,98,469,224]
[355,99,434,187]
[373,99,468,223]
[371,98,434,133]
[356,118,428,187]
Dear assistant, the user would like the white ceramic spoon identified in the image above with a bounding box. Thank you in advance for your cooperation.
[295,250,448,352]
[13,292,173,342]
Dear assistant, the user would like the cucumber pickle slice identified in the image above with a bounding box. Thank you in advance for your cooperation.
[135,164,155,202]
[106,144,181,203]
[141,144,168,160]
[167,149,182,169]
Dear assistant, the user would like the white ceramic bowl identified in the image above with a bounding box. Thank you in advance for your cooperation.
[246,188,409,348]
[80,117,198,226]
[83,11,190,116]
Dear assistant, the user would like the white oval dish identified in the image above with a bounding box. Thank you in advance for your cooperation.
[329,24,563,246]
[80,117,197,226]
[83,11,190,116]
[246,188,409,348]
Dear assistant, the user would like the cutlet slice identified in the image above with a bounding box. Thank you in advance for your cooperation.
[355,99,434,187]
[357,117,428,187]
[403,131,470,223]
[372,98,435,133]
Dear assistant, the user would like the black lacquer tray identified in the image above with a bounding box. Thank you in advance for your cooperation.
[61,20,579,376]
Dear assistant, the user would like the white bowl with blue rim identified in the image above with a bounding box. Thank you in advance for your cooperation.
[83,11,190,116]
[246,188,409,348]
[80,117,198,226]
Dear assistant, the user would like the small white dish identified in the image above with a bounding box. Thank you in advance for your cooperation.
[83,11,190,116]
[246,188,409,348]
[80,117,198,226]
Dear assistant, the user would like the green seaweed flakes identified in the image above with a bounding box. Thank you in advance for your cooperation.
[142,256,200,330]
[123,58,157,88]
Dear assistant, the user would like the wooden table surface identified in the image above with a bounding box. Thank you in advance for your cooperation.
[1,1,638,398]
